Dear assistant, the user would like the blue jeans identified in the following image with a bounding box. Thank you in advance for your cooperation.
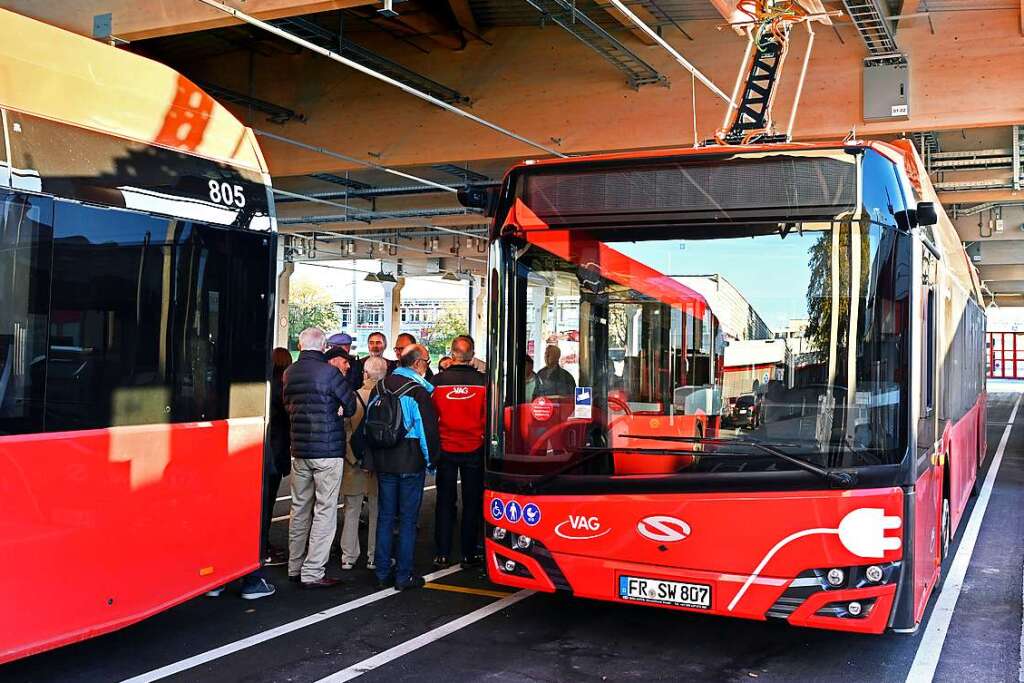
[374,470,426,585]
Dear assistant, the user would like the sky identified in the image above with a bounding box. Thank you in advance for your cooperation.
[616,232,819,332]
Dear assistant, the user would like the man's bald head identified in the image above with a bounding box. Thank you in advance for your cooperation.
[450,336,474,364]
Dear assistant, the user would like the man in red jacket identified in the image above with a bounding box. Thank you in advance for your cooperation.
[430,335,487,568]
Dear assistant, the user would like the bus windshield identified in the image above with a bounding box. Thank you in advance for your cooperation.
[491,150,912,488]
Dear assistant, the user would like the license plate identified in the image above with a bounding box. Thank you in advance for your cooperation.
[618,575,711,609]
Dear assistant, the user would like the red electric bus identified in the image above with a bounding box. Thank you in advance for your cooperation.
[0,10,277,662]
[484,140,987,634]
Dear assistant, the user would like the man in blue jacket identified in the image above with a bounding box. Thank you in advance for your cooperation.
[371,343,441,590]
[283,327,356,588]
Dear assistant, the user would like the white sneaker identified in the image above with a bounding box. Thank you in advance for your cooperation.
[205,586,226,597]
[341,561,355,570]
[367,561,376,570]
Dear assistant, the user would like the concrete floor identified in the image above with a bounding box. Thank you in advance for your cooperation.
[3,392,1023,683]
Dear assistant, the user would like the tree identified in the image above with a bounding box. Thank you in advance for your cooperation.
[420,303,468,359]
[805,219,871,359]
[288,276,339,349]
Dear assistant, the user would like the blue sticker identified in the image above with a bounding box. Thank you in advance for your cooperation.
[523,503,542,526]
[505,500,523,524]
[490,498,505,521]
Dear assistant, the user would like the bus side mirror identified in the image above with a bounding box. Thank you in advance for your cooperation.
[917,202,938,227]
[457,185,500,217]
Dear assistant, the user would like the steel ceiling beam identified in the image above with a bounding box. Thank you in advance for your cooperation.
[527,0,667,89]
[604,0,732,102]
[274,181,500,202]
[278,206,483,225]
[195,80,306,124]
[268,16,471,105]
[197,0,568,158]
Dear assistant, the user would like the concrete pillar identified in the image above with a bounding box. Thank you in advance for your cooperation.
[275,257,294,349]
[382,276,405,346]
[470,277,487,358]
[531,287,549,364]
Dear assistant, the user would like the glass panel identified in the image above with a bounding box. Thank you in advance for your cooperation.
[0,192,53,436]
[495,150,912,486]
[44,201,271,431]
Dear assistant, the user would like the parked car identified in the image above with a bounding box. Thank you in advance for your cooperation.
[728,394,757,429]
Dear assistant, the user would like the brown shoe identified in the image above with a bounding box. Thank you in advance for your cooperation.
[300,577,343,589]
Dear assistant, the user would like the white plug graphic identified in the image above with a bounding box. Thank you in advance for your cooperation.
[836,507,903,558]
[727,507,902,611]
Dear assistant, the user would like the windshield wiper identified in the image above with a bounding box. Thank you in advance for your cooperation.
[522,446,613,492]
[623,434,858,488]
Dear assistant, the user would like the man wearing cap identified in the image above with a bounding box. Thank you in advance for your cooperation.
[283,327,357,588]
[327,331,363,391]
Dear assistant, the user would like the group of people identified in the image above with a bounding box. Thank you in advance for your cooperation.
[215,329,488,600]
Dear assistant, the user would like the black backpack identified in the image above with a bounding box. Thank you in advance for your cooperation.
[362,380,418,450]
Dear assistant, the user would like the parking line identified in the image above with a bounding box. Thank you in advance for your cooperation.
[121,566,464,683]
[423,583,514,599]
[316,590,533,682]
[1019,565,1024,683]
[906,393,1021,682]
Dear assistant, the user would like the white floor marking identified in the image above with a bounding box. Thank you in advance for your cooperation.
[906,393,1021,683]
[120,566,464,683]
[272,483,439,523]
[1019,562,1024,683]
[316,590,533,682]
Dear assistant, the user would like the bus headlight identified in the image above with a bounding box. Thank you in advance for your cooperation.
[504,559,517,572]
[492,527,507,541]
[865,565,883,583]
[847,601,863,617]
[826,568,845,587]
[515,535,532,550]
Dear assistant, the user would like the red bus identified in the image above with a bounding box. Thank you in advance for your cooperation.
[484,140,987,634]
[0,10,277,662]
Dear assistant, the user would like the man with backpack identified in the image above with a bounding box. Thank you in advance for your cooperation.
[363,343,440,590]
[282,328,356,589]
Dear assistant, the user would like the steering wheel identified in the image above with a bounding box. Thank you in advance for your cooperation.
[607,395,632,416]
[528,420,590,458]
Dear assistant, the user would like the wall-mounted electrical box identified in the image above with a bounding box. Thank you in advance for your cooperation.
[864,57,910,121]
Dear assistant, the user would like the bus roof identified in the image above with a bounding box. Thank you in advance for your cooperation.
[513,140,891,171]
[0,8,266,174]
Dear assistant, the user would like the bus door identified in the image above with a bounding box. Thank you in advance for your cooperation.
[918,254,939,465]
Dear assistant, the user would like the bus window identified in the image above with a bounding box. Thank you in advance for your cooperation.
[0,192,52,436]
[43,201,264,431]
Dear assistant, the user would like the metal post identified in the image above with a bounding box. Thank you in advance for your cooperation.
[786,22,815,140]
[381,276,405,349]
[722,32,755,130]
[604,0,733,104]
[276,259,294,348]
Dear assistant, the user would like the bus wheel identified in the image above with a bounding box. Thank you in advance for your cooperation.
[940,497,951,561]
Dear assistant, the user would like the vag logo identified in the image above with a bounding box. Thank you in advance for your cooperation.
[636,516,691,543]
[554,515,611,540]
[445,386,474,399]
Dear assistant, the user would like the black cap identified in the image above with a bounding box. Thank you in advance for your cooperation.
[324,347,354,363]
